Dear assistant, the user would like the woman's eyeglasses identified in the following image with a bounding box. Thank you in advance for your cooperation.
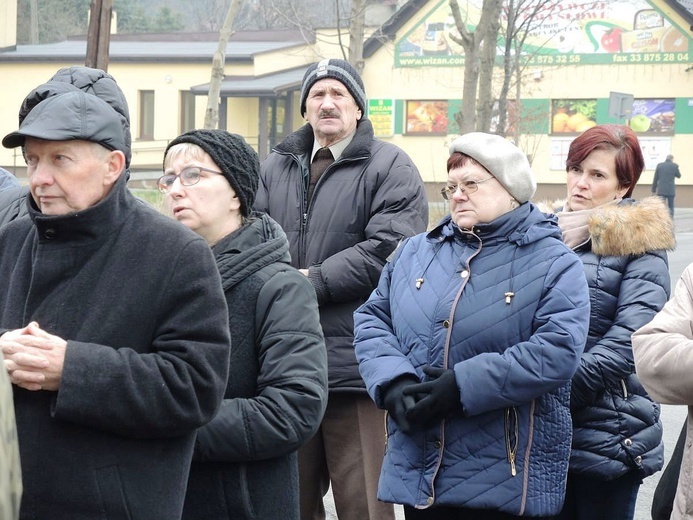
[440,177,494,200]
[157,167,223,194]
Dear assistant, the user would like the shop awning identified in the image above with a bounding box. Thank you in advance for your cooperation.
[190,66,308,97]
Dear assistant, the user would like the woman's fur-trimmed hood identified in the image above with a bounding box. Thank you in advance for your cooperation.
[537,196,676,256]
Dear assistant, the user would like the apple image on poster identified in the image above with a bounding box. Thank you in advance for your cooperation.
[630,114,651,132]
[601,28,623,52]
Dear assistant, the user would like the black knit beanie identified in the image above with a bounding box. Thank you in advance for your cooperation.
[299,59,367,117]
[164,129,259,217]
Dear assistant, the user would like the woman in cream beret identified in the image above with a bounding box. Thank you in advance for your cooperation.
[354,132,590,518]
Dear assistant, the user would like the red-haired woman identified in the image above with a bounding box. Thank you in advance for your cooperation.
[552,124,675,520]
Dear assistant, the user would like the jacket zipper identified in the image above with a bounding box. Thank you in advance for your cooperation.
[519,399,535,515]
[505,407,519,476]
[297,153,368,267]
[620,379,628,398]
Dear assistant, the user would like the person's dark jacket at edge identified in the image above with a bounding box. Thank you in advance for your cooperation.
[182,213,328,519]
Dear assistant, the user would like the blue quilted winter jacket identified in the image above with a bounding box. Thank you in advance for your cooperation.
[354,203,590,516]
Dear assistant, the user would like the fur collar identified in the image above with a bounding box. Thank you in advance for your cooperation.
[537,196,676,256]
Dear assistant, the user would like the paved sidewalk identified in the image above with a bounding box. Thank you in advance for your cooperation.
[674,207,693,233]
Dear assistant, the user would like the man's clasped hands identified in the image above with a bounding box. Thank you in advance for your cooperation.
[1,322,66,391]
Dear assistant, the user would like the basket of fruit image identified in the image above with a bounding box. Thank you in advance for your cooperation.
[552,100,597,134]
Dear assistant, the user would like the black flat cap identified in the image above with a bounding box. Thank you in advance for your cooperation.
[2,90,126,156]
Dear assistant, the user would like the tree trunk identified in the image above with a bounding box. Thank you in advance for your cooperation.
[449,0,502,134]
[460,46,479,134]
[204,0,242,130]
[29,0,39,44]
[476,16,500,133]
[348,0,367,75]
[449,0,475,133]
[497,0,518,137]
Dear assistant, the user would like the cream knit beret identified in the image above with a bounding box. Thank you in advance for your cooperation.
[449,133,537,203]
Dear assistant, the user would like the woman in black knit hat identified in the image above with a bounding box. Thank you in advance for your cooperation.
[161,129,328,520]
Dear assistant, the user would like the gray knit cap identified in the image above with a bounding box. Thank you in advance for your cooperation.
[164,129,259,217]
[299,59,367,117]
[449,133,536,203]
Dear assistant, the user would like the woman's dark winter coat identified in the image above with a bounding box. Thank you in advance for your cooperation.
[0,174,231,520]
[182,213,328,520]
[256,119,429,393]
[558,197,675,480]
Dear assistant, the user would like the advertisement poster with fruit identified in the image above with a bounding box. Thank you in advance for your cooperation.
[629,98,675,133]
[552,99,598,134]
[395,0,692,67]
[405,100,450,135]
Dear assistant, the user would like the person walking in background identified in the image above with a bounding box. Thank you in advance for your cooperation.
[354,132,590,519]
[0,66,231,520]
[161,128,328,520]
[652,154,681,217]
[633,263,693,520]
[549,125,675,520]
[256,58,428,520]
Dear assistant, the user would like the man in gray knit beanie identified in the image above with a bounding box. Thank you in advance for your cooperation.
[257,57,428,520]
[299,59,367,118]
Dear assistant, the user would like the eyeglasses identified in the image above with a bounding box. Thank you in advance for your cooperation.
[440,178,494,200]
[157,167,222,194]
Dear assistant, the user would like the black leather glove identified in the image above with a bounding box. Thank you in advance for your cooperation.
[381,376,418,434]
[403,366,461,427]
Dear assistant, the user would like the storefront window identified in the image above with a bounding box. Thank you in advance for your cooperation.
[138,90,155,141]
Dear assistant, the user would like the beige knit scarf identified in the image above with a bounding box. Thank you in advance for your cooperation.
[557,208,592,249]
[557,199,621,249]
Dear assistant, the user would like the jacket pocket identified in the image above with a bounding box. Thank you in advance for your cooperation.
[95,465,132,520]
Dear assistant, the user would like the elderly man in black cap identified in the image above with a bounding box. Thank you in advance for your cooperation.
[256,58,428,520]
[0,66,231,520]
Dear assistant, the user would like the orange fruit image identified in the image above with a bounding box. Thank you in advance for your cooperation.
[660,26,688,52]
[566,112,588,131]
[553,112,570,132]
[575,120,597,132]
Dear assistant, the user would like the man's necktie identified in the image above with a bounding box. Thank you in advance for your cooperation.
[309,147,334,201]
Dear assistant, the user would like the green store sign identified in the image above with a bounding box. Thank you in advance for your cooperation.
[395,0,691,67]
